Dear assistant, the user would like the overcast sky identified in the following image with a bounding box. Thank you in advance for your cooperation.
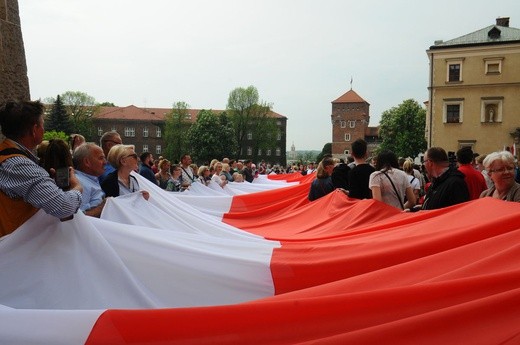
[19,0,520,150]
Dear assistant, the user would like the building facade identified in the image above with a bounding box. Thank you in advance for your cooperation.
[426,17,520,159]
[330,88,380,159]
[93,105,287,165]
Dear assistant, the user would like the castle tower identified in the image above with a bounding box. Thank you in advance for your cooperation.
[330,88,370,157]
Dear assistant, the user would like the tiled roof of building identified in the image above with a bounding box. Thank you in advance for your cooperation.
[430,18,520,49]
[95,105,286,122]
[332,89,369,104]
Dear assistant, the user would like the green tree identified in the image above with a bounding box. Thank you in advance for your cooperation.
[43,130,69,142]
[226,86,277,159]
[164,101,190,162]
[316,142,332,163]
[45,91,98,141]
[46,95,73,134]
[186,110,236,164]
[61,91,97,141]
[378,99,427,158]
[97,101,116,107]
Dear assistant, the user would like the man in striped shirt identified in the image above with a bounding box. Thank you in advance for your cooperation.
[0,100,83,236]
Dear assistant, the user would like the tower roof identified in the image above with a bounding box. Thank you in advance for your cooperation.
[332,89,368,104]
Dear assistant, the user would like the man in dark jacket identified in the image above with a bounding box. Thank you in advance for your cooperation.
[422,147,469,210]
[139,152,157,185]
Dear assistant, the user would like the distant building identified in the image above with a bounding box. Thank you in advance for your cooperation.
[287,142,297,162]
[426,17,520,159]
[93,105,287,165]
[330,88,380,159]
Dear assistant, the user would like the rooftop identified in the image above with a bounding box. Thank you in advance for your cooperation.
[95,105,286,121]
[430,17,520,49]
[332,89,369,104]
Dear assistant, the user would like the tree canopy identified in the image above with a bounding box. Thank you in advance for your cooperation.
[164,101,191,162]
[45,95,73,135]
[316,142,332,163]
[45,91,98,141]
[226,86,277,160]
[378,99,427,158]
[186,110,236,164]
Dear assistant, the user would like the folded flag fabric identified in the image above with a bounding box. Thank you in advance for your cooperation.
[1,173,519,344]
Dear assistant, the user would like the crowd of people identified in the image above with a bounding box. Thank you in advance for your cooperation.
[1,100,520,238]
[307,138,520,210]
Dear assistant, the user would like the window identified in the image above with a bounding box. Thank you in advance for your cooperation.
[458,140,476,150]
[446,58,464,82]
[344,133,351,141]
[111,126,116,131]
[247,147,252,156]
[443,99,464,123]
[156,127,161,138]
[258,148,262,155]
[448,64,460,81]
[480,98,503,123]
[143,144,148,153]
[156,145,161,155]
[276,148,281,156]
[247,132,253,140]
[446,105,461,123]
[344,150,350,155]
[277,132,282,141]
[340,120,346,128]
[143,127,149,137]
[266,149,272,156]
[97,127,103,136]
[484,57,503,74]
[124,127,135,137]
[349,120,356,128]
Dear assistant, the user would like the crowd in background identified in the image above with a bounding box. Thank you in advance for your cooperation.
[307,138,520,211]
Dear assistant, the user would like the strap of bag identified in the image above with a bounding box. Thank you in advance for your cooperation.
[0,147,31,158]
[382,171,405,210]
[181,167,195,182]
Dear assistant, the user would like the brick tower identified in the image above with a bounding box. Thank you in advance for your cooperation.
[330,88,370,158]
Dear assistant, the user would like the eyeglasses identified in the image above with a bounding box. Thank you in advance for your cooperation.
[124,153,138,159]
[489,166,515,173]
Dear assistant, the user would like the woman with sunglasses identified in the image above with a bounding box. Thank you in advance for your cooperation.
[480,150,520,202]
[101,144,149,200]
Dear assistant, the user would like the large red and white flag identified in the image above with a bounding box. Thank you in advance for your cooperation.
[1,173,519,344]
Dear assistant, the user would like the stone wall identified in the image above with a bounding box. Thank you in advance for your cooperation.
[0,0,30,103]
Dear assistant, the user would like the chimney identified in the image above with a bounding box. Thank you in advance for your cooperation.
[496,17,510,27]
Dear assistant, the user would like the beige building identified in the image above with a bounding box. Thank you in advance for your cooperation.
[426,17,520,159]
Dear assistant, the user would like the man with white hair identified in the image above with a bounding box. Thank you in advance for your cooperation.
[73,143,107,217]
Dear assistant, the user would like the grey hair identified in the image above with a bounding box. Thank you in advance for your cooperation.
[72,143,99,169]
[482,151,515,171]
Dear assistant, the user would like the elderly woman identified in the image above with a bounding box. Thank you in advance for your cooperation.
[101,144,149,199]
[479,151,520,201]
[197,165,211,186]
[369,150,416,210]
[308,157,336,201]
[211,161,227,187]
